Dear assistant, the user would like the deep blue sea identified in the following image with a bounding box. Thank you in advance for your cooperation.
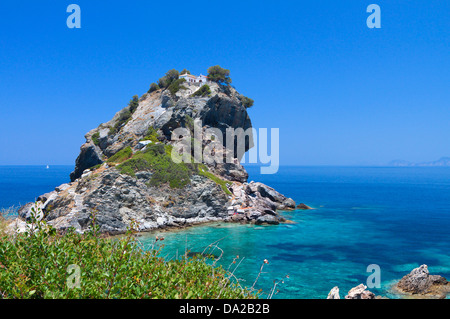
[1,165,449,299]
[0,165,73,213]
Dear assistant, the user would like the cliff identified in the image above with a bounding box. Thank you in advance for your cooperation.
[14,79,295,234]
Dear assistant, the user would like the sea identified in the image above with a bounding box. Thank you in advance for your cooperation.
[1,165,449,299]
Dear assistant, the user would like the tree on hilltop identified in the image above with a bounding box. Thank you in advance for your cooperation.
[158,69,180,88]
[129,95,139,113]
[148,83,160,94]
[207,65,232,85]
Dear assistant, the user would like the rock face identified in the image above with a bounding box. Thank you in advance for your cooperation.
[344,284,376,299]
[393,264,450,298]
[70,144,103,181]
[14,80,296,234]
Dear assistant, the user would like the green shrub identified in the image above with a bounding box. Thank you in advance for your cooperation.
[115,143,232,195]
[91,132,100,146]
[89,163,103,171]
[129,95,139,113]
[180,68,191,75]
[198,165,232,195]
[157,77,169,89]
[107,147,133,164]
[168,78,187,96]
[0,206,256,299]
[165,69,180,83]
[158,69,180,89]
[117,144,195,189]
[148,83,160,94]
[141,127,159,143]
[239,95,254,108]
[192,84,211,97]
[207,65,232,85]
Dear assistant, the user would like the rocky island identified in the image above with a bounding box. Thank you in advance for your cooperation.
[12,67,296,235]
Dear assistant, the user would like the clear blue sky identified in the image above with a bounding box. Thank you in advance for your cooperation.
[0,1,449,166]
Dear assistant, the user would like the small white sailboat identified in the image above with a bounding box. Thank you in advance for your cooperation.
[46,165,49,169]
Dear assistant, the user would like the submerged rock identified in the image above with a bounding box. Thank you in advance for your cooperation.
[296,203,313,210]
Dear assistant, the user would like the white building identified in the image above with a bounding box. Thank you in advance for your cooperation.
[180,73,209,86]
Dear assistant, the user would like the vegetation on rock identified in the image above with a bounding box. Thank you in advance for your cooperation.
[158,69,180,89]
[239,95,254,108]
[207,65,232,85]
[168,78,187,96]
[192,84,211,97]
[198,165,232,195]
[141,127,160,143]
[107,147,133,164]
[128,95,139,114]
[109,109,132,135]
[91,132,100,146]
[117,144,195,188]
[116,143,232,194]
[148,83,160,94]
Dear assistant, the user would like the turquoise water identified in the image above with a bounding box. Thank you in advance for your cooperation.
[139,166,450,299]
[1,165,450,298]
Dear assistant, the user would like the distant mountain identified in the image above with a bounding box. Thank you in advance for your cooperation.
[388,160,414,167]
[388,157,450,167]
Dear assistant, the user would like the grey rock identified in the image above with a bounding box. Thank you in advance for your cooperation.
[18,202,34,220]
[263,209,277,216]
[247,182,296,210]
[55,183,70,192]
[345,284,376,299]
[137,140,153,149]
[327,286,340,299]
[393,264,450,298]
[37,192,53,203]
[255,214,280,225]
[70,143,103,182]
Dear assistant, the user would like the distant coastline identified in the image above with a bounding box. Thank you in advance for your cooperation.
[388,157,450,167]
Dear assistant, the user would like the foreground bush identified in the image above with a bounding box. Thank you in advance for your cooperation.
[0,210,257,299]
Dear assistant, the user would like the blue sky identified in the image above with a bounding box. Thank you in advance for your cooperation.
[0,1,449,166]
